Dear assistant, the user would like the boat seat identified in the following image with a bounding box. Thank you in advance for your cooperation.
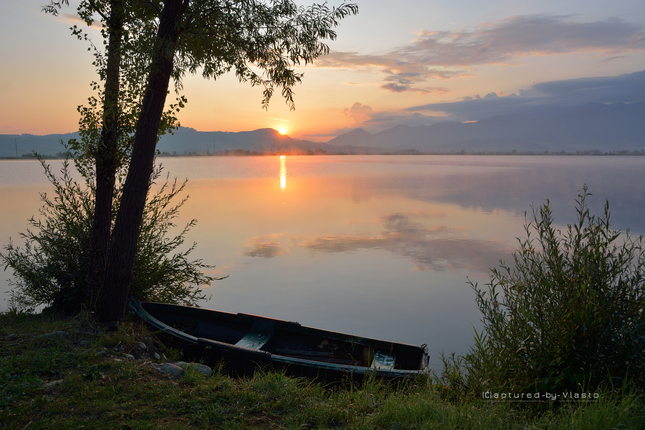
[235,319,274,350]
[371,351,396,370]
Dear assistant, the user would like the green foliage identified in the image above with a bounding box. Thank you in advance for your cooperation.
[456,186,645,396]
[1,152,217,314]
[65,0,185,177]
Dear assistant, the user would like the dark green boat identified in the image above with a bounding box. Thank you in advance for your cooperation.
[130,300,429,381]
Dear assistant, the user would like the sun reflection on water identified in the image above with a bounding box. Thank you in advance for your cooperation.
[279,155,286,191]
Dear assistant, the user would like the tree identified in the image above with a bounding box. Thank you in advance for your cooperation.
[46,0,358,322]
[44,0,183,309]
[2,153,216,313]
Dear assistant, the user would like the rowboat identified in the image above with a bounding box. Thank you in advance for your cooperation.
[130,300,429,381]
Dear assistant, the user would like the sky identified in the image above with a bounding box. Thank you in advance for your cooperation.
[1,0,644,142]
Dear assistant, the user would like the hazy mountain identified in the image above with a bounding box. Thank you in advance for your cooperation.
[328,103,645,152]
[328,102,645,153]
[2,102,643,157]
[156,127,338,154]
[0,132,81,158]
[0,128,334,157]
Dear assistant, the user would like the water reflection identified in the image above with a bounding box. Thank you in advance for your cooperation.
[280,155,286,191]
[2,156,645,369]
[293,211,512,274]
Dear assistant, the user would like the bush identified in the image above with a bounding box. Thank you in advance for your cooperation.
[1,153,219,314]
[453,186,645,395]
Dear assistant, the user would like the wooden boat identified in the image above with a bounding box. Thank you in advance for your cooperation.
[130,300,429,381]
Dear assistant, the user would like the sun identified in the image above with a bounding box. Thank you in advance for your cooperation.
[277,127,287,135]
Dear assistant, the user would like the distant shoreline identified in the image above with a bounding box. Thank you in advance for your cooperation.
[2,149,644,160]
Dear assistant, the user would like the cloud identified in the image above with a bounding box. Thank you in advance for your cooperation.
[341,102,373,125]
[531,70,645,103]
[317,15,645,92]
[63,13,103,30]
[381,82,449,94]
[404,70,645,121]
[333,71,645,134]
[334,104,448,134]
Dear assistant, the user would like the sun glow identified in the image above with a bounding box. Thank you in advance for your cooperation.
[279,155,286,191]
[278,127,287,135]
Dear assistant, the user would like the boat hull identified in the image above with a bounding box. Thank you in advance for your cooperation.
[130,300,429,381]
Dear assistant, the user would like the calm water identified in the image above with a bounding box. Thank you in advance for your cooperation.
[1,155,644,369]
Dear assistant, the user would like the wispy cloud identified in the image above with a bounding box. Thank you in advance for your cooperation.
[404,70,645,120]
[317,15,645,92]
[62,13,103,30]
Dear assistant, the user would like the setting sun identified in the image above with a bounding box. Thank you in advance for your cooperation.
[278,127,287,135]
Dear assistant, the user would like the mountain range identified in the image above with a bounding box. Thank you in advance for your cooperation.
[1,102,643,157]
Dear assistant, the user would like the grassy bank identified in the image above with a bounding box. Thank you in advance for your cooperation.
[1,311,643,429]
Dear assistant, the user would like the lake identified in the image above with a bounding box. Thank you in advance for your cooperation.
[1,155,644,369]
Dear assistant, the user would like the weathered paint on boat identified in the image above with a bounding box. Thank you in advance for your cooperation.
[130,300,429,381]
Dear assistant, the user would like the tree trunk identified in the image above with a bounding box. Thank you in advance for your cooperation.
[86,0,124,309]
[96,0,185,322]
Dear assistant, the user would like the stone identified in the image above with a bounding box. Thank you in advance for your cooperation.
[43,379,64,390]
[152,363,184,380]
[41,331,68,338]
[176,361,212,377]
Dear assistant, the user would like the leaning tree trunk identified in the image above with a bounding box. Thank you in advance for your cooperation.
[87,0,124,309]
[96,0,185,322]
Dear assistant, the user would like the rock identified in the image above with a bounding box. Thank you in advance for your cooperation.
[125,354,135,360]
[176,361,212,377]
[136,341,147,350]
[43,379,64,390]
[41,331,68,339]
[153,352,161,360]
[152,363,184,380]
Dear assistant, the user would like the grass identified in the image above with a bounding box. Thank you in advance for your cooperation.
[1,311,643,429]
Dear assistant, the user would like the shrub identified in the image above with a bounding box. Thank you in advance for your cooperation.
[1,153,219,314]
[457,186,645,395]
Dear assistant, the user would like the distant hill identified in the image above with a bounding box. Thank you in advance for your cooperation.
[328,102,645,153]
[0,128,337,157]
[2,102,643,157]
[0,132,81,158]
[157,127,337,155]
